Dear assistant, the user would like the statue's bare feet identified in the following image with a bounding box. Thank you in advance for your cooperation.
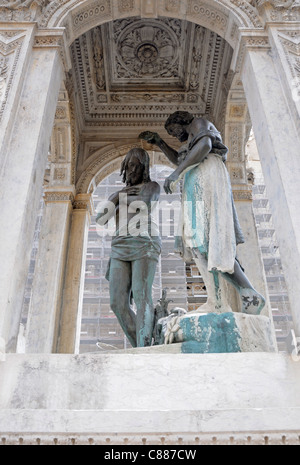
[240,289,265,315]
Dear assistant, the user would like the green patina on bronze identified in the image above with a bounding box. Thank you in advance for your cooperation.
[179,312,242,354]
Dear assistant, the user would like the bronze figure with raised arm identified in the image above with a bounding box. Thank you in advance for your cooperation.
[139,111,265,315]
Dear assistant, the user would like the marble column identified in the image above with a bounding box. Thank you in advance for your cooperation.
[241,30,300,337]
[57,194,94,354]
[0,27,64,352]
[224,77,273,326]
[25,188,74,354]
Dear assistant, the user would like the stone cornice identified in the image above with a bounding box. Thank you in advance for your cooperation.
[44,191,75,204]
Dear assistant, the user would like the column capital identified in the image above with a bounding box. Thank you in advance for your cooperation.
[234,29,271,73]
[33,28,72,72]
[73,193,95,216]
[239,29,271,51]
[232,185,253,203]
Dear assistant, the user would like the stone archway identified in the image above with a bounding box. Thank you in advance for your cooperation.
[41,0,261,47]
[1,0,300,355]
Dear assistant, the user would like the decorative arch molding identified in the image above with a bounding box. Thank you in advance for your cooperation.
[39,0,263,49]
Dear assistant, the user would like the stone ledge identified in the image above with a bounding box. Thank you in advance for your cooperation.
[1,407,300,436]
[1,353,299,438]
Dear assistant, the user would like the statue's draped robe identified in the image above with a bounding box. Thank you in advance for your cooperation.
[174,128,244,274]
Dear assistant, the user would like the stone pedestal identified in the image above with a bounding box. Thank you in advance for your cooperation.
[162,312,276,354]
[0,352,300,444]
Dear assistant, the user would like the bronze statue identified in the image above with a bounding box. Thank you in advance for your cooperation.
[96,148,161,347]
[140,111,265,315]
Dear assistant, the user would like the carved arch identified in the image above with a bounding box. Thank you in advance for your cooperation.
[40,0,263,48]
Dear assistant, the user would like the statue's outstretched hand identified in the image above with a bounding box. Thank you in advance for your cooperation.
[164,171,180,194]
[139,131,161,145]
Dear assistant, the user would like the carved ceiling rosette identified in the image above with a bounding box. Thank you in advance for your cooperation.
[115,20,179,79]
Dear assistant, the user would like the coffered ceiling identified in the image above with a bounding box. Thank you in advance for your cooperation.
[70,17,234,133]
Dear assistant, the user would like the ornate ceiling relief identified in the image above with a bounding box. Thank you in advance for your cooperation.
[277,31,300,82]
[111,18,183,85]
[115,20,179,80]
[0,31,25,122]
[70,18,233,130]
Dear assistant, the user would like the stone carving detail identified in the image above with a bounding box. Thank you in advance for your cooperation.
[0,34,24,122]
[164,0,181,12]
[230,166,245,182]
[114,19,179,79]
[189,26,204,91]
[70,18,232,127]
[277,31,300,81]
[73,194,93,212]
[229,0,263,28]
[233,189,253,201]
[0,0,49,21]
[73,0,112,34]
[187,0,228,32]
[54,168,66,181]
[118,0,135,12]
[256,0,300,20]
[0,57,8,101]
[110,93,185,103]
[228,125,244,162]
[91,28,106,91]
[55,107,67,120]
[44,191,74,203]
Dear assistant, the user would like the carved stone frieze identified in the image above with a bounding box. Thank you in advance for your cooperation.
[44,191,74,204]
[232,188,253,201]
[277,30,300,81]
[0,32,24,122]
